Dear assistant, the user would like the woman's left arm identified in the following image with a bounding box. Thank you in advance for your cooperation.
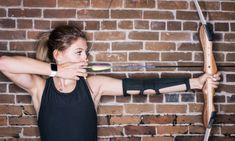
[87,72,221,96]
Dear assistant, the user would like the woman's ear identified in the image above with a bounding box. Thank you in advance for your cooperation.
[53,49,63,63]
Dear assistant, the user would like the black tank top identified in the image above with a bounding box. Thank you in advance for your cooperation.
[38,77,97,141]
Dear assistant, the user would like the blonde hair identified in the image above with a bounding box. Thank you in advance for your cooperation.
[35,32,51,63]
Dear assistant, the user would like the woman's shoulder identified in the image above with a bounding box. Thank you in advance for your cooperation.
[86,75,112,83]
[86,75,120,90]
[86,75,102,86]
[86,75,111,94]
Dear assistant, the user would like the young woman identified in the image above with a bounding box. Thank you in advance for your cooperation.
[0,25,220,141]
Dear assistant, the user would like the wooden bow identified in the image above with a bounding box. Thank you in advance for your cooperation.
[199,24,217,129]
[193,0,218,140]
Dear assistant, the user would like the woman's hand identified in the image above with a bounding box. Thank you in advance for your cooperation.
[196,72,221,90]
[56,61,88,80]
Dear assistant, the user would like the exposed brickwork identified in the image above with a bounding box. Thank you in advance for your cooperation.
[0,0,234,140]
[8,9,41,18]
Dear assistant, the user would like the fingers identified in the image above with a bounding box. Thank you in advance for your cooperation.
[204,72,221,82]
[214,71,221,76]
[75,68,88,79]
[65,61,88,73]
[75,62,88,69]
[73,61,89,79]
[213,72,221,81]
[209,81,219,88]
[205,78,220,89]
[56,61,89,80]
[76,72,88,77]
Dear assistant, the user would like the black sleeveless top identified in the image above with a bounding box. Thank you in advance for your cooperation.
[38,77,97,141]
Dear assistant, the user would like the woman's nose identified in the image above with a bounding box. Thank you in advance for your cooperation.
[81,53,87,61]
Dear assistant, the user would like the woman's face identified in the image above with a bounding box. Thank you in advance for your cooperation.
[56,38,88,64]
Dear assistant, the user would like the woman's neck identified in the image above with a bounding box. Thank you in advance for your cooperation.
[53,77,77,92]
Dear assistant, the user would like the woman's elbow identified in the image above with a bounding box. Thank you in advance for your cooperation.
[0,55,10,71]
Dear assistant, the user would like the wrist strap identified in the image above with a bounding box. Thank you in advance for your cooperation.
[49,63,57,77]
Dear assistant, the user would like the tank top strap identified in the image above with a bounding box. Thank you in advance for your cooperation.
[40,77,53,107]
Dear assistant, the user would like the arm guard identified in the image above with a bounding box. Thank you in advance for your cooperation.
[122,78,190,96]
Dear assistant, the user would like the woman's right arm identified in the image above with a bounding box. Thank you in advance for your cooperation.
[0,55,87,94]
[0,56,52,76]
[0,56,49,95]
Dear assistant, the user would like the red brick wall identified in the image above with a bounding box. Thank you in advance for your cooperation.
[0,0,235,141]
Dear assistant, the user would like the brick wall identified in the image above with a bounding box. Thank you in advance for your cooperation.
[0,0,235,140]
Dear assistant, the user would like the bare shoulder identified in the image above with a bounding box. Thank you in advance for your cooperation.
[87,75,111,82]
[86,75,110,94]
[86,75,123,96]
[86,75,117,86]
[86,75,105,87]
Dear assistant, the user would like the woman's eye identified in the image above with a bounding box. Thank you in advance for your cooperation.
[76,51,82,55]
